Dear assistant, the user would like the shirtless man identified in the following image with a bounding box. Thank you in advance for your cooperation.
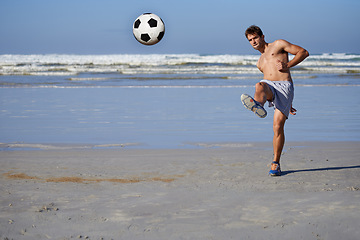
[241,25,309,176]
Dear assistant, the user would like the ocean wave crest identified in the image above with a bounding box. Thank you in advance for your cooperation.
[1,53,359,76]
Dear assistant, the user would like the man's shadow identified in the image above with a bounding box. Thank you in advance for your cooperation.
[281,165,360,176]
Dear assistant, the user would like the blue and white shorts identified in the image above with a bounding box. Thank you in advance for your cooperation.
[260,79,294,118]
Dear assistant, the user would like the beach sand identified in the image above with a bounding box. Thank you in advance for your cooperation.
[1,141,360,239]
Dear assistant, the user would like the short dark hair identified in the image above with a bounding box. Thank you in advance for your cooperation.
[245,25,263,38]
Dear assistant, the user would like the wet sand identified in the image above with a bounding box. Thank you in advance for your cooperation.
[1,141,360,239]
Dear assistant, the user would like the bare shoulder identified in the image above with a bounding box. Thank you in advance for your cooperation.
[272,39,292,49]
[266,39,290,55]
[274,39,291,44]
[273,39,307,55]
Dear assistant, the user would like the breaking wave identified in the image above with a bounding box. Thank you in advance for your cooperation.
[1,53,359,76]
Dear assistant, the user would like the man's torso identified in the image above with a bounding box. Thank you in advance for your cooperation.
[257,40,292,82]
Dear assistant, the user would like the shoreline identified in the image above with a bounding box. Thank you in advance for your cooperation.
[1,140,359,151]
[1,141,359,239]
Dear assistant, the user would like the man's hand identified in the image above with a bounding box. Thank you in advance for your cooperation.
[290,106,297,115]
[276,59,288,72]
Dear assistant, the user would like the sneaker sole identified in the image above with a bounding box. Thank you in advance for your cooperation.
[269,171,281,176]
[241,94,267,118]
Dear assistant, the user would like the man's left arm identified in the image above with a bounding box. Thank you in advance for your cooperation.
[283,39,309,68]
[277,39,309,71]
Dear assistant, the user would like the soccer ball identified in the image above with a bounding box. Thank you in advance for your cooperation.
[133,13,165,46]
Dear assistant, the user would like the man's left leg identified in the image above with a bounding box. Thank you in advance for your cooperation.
[270,109,287,175]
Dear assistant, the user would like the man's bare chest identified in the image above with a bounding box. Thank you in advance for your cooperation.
[257,54,272,72]
[257,50,287,71]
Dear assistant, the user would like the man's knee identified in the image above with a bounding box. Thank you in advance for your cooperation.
[255,82,272,100]
[273,122,284,135]
[255,82,266,91]
[273,112,286,135]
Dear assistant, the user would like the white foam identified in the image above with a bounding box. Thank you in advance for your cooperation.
[0,53,359,76]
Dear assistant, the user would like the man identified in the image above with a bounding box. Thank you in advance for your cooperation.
[241,25,309,176]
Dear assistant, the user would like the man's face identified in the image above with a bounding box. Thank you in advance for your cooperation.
[247,33,264,50]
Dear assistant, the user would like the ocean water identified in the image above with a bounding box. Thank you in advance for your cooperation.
[0,54,359,149]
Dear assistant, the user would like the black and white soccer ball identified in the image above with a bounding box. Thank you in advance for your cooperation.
[133,13,165,46]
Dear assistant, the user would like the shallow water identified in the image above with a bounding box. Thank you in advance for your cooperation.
[0,85,359,149]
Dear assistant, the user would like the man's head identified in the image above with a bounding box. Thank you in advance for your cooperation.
[245,25,265,51]
[245,25,263,38]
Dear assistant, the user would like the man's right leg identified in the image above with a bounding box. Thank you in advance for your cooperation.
[241,82,273,118]
[254,82,273,106]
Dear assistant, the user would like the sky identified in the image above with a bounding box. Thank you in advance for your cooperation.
[0,0,359,55]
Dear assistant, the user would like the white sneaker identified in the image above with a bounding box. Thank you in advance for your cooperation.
[241,94,267,118]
